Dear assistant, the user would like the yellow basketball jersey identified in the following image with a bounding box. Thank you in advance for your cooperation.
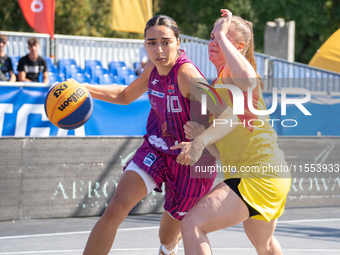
[213,70,291,222]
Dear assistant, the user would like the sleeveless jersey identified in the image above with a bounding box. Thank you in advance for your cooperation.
[213,69,289,179]
[213,68,291,222]
[146,51,212,160]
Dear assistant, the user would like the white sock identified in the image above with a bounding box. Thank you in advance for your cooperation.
[161,245,176,254]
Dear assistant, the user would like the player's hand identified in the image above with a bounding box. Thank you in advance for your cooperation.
[170,140,204,166]
[66,78,78,83]
[212,9,232,40]
[184,121,206,140]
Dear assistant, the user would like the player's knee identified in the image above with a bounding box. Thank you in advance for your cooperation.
[250,239,271,254]
[103,198,130,220]
[158,232,179,247]
[181,213,201,237]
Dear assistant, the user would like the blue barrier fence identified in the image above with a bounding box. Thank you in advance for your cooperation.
[0,85,339,137]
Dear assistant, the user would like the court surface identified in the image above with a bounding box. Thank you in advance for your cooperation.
[1,206,339,255]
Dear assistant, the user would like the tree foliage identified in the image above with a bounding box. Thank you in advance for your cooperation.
[157,0,340,63]
[0,1,33,32]
[0,0,339,63]
[252,0,340,63]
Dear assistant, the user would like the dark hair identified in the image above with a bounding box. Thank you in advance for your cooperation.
[0,34,8,43]
[144,15,179,40]
[27,37,39,46]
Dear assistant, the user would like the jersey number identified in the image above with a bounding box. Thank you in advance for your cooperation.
[167,95,182,113]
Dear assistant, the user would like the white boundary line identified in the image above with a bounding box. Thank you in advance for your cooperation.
[0,226,159,240]
[1,248,340,254]
[0,216,339,255]
[278,218,340,224]
[1,218,340,240]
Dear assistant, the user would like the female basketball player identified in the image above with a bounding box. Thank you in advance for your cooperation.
[81,15,237,255]
[172,9,291,255]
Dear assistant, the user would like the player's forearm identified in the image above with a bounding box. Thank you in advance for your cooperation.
[217,35,256,89]
[194,106,238,149]
[83,84,129,105]
[206,144,221,160]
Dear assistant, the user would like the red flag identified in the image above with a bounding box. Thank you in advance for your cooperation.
[18,0,55,39]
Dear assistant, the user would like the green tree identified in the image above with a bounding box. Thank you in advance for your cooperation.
[252,0,340,63]
[0,1,33,32]
[1,0,339,63]
[54,1,92,36]
[157,0,340,63]
[157,0,254,39]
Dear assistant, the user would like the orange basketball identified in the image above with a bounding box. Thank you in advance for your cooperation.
[44,81,93,130]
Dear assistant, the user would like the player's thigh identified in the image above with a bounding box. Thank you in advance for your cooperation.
[105,170,148,216]
[182,182,249,234]
[242,217,278,246]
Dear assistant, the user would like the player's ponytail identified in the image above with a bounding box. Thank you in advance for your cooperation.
[231,16,264,90]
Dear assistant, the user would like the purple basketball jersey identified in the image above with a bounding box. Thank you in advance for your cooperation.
[125,51,216,220]
[146,51,210,159]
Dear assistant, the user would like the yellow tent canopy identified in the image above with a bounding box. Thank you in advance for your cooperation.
[309,29,340,73]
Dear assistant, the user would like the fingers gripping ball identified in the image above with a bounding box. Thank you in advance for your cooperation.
[44,81,93,130]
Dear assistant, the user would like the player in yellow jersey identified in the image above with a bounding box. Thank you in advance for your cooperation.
[171,9,291,255]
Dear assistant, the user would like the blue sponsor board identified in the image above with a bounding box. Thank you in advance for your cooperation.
[0,85,339,136]
[0,85,150,137]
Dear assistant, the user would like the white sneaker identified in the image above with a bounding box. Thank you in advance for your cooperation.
[158,240,181,255]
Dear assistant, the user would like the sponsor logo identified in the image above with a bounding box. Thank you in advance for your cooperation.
[58,88,86,112]
[168,84,175,94]
[31,0,43,13]
[143,153,156,167]
[161,122,171,137]
[53,83,68,98]
[148,135,169,150]
[148,89,165,98]
[176,212,187,216]
[150,98,157,110]
[151,79,159,86]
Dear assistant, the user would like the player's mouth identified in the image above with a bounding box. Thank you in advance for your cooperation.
[155,57,166,62]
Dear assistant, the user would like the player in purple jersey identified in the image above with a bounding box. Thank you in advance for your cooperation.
[81,15,237,255]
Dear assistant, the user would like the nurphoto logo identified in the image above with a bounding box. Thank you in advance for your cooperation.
[199,84,312,128]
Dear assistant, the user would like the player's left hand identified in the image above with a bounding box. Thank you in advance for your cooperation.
[170,140,204,166]
[212,9,232,40]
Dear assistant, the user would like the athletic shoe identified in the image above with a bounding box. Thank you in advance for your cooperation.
[158,240,181,255]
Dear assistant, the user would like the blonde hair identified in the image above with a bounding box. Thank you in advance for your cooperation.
[215,16,264,90]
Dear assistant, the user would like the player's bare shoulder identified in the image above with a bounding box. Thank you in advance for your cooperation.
[177,63,203,98]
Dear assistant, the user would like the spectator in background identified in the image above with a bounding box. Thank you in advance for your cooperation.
[17,37,49,84]
[134,46,148,75]
[0,34,16,82]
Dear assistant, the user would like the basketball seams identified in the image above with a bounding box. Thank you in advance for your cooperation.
[53,88,89,124]
[49,83,77,123]
[45,81,93,130]
[58,106,93,129]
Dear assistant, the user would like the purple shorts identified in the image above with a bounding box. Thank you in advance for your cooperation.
[124,138,216,221]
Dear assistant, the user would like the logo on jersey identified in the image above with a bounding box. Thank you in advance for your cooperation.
[176,212,187,216]
[150,98,157,110]
[151,79,159,86]
[143,153,156,167]
[162,122,171,137]
[168,84,175,94]
[148,135,169,150]
[148,89,164,98]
